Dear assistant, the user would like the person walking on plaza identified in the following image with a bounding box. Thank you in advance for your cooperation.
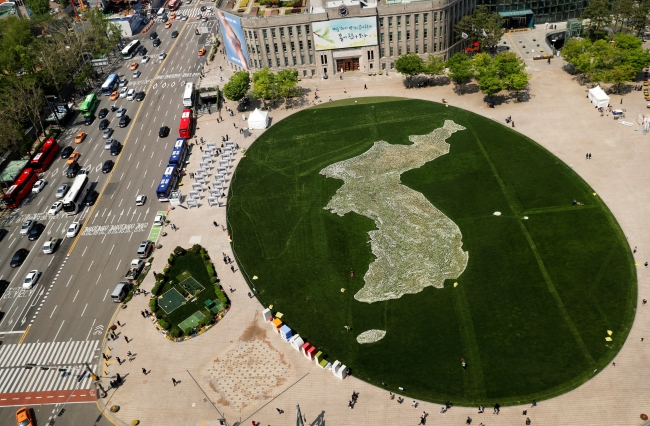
[344,88,347,93]
[364,84,367,89]
[124,336,129,343]
[172,378,178,386]
[142,368,147,375]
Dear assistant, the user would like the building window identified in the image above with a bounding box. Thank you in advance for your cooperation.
[390,46,393,56]
[299,40,304,50]
[256,45,260,53]
[406,45,410,53]
[424,13,428,23]
[308,40,312,50]
[271,28,276,37]
[433,43,437,52]
[274,43,278,53]
[439,41,442,51]
[406,15,410,25]
[390,62,394,69]
[311,69,315,76]
[389,32,393,42]
[266,44,270,53]
[254,32,258,39]
[282,42,287,52]
[397,16,401,26]
[415,29,419,39]
[280,28,284,37]
[268,59,272,67]
[434,12,437,22]
[398,46,402,55]
[434,28,437,37]
[254,59,257,68]
[310,54,314,64]
[406,30,410,40]
[424,44,427,53]
[263,29,268,39]
[288,27,293,36]
[297,26,302,36]
[381,47,385,56]
[381,33,384,43]
[415,45,418,53]
[382,62,386,69]
[380,17,384,27]
[424,28,428,38]
[370,62,373,69]
[388,17,392,26]
[415,14,419,24]
[301,55,305,64]
[398,31,402,41]
[367,50,374,60]
[276,58,281,66]
[306,25,310,34]
[292,56,296,65]
[291,41,295,51]
[303,70,307,76]
[285,57,289,66]
[320,54,327,64]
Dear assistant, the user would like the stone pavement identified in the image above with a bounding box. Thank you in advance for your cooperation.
[98,24,650,426]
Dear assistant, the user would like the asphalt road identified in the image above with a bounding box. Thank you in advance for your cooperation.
[0,5,215,424]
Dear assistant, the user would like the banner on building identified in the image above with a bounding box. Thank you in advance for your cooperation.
[216,11,250,70]
[312,17,378,51]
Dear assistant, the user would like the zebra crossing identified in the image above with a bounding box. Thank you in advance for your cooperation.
[0,340,100,394]
[174,7,215,18]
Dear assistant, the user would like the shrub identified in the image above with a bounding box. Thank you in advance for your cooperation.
[240,0,249,6]
[211,276,218,283]
[168,254,175,264]
[191,244,202,253]
[206,262,215,277]
[152,281,164,296]
[173,246,186,256]
[162,267,169,274]
[158,319,171,330]
[215,285,228,306]
[154,272,166,281]
[149,298,157,312]
[169,326,183,338]
[199,313,214,327]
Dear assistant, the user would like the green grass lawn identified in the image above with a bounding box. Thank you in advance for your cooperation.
[227,98,636,405]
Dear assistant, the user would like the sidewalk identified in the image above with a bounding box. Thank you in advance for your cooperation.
[98,31,650,426]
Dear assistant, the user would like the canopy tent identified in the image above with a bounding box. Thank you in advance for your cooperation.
[588,86,610,108]
[247,108,269,130]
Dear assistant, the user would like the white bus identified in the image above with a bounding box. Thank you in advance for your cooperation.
[101,74,119,95]
[62,174,89,215]
[122,39,141,60]
[182,83,194,107]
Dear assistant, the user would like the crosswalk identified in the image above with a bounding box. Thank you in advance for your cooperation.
[174,7,215,18]
[0,340,100,394]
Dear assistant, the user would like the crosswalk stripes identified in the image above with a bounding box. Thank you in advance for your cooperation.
[0,340,100,394]
[175,7,215,17]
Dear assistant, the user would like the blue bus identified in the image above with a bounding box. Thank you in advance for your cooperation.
[169,138,187,167]
[156,165,180,201]
[101,74,119,95]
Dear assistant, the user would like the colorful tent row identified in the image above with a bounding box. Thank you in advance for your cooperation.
[262,308,347,379]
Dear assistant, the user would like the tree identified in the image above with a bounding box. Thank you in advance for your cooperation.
[454,5,504,51]
[251,68,277,105]
[394,53,424,87]
[477,75,503,99]
[504,72,530,101]
[582,0,612,31]
[423,55,446,82]
[223,71,250,102]
[446,53,474,90]
[24,0,50,15]
[275,69,299,102]
[493,51,526,79]
[606,64,637,92]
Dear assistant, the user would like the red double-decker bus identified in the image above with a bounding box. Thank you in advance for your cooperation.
[179,109,193,138]
[2,168,37,209]
[30,137,60,173]
[167,0,180,10]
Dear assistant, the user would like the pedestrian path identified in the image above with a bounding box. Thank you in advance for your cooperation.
[0,340,100,395]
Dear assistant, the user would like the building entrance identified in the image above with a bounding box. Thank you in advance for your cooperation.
[336,58,360,72]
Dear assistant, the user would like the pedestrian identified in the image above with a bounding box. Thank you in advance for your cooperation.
[142,368,147,375]
[233,123,237,128]
[127,351,132,357]
[461,357,467,370]
[634,246,637,253]
[229,285,234,292]
[644,299,648,305]
[124,336,129,343]
[466,417,472,425]
[344,88,347,93]
[364,84,367,89]
[588,153,592,159]
[222,192,226,198]
[586,153,588,160]
[315,86,318,91]
[117,321,122,327]
[200,146,203,151]
[526,418,531,425]
[231,265,235,273]
[116,356,122,364]
[531,400,536,407]
[172,378,177,386]
[329,96,332,101]
[389,392,394,400]
[646,262,649,268]
[102,353,109,361]
[511,121,515,128]
[412,400,417,407]
[523,409,527,415]
[478,405,484,413]
[276,408,283,414]
[213,221,219,227]
[348,400,353,409]
[612,362,616,367]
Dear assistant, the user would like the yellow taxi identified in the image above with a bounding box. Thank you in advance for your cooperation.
[74,132,87,144]
[198,47,206,56]
[16,407,34,426]
[165,21,172,28]
[66,151,80,165]
[129,62,138,70]
[110,90,119,101]
[170,12,176,19]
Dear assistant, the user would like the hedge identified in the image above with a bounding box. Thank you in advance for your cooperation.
[169,326,183,338]
[215,285,228,306]
[206,262,215,278]
[149,298,157,312]
[158,319,171,330]
[152,281,164,296]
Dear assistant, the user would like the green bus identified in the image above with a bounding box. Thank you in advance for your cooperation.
[80,93,99,117]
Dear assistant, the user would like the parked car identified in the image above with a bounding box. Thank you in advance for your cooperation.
[153,214,166,226]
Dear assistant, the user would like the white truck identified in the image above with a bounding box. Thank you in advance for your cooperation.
[42,238,60,254]
[124,259,145,281]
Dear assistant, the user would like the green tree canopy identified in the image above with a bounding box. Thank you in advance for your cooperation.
[454,5,504,50]
[25,0,50,15]
[394,53,424,86]
[423,55,446,77]
[223,71,250,102]
[504,72,530,101]
[275,69,299,101]
[446,52,475,88]
[582,0,612,31]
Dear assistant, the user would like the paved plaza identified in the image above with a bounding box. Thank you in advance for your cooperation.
[97,24,650,426]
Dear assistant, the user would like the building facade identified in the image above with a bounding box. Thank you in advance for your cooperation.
[217,0,475,75]
[477,0,587,25]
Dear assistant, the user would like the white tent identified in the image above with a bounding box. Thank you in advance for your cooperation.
[588,86,610,108]
[247,108,269,130]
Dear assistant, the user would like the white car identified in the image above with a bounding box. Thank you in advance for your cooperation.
[181,14,188,20]
[126,89,136,101]
[119,86,129,98]
[23,270,40,289]
[20,219,34,236]
[119,78,128,87]
[153,214,165,226]
[136,194,147,206]
[32,179,46,193]
[66,221,80,238]
[116,107,127,118]
[132,70,141,79]
[158,52,166,60]
[55,183,68,198]
[48,201,63,216]
[141,55,150,64]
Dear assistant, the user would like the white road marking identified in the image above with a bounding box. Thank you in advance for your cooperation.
[115,259,122,271]
[72,290,80,302]
[52,320,65,341]
[102,288,110,301]
[81,303,88,316]
[82,246,88,257]
[49,305,57,318]
[95,274,101,286]
[87,260,93,272]
[66,276,73,287]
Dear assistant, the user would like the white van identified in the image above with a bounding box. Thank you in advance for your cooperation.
[157,7,165,18]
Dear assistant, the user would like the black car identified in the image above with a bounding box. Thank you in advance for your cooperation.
[66,162,81,178]
[200,5,206,11]
[0,279,8,298]
[99,119,110,130]
[135,91,145,101]
[195,28,200,35]
[150,31,158,40]
[159,126,170,137]
[171,31,179,38]
[119,115,130,128]
[60,146,74,159]
[98,108,109,119]
[10,248,28,268]
[140,46,148,56]
[161,15,168,22]
[152,38,161,47]
[0,228,8,242]
[110,141,121,156]
[84,115,95,126]
[84,190,98,206]
[28,223,45,241]
[102,159,114,173]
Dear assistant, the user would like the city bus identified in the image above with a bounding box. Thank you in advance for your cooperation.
[79,93,99,117]
[156,165,180,201]
[178,109,193,138]
[168,138,187,167]
[30,137,60,173]
[62,174,89,215]
[1,168,37,209]
[101,74,119,95]
[182,83,194,107]
[122,40,141,60]
[167,0,180,10]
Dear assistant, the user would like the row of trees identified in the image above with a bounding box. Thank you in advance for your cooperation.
[562,33,650,91]
[582,0,650,37]
[395,51,530,100]
[0,10,120,154]
[223,68,300,105]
